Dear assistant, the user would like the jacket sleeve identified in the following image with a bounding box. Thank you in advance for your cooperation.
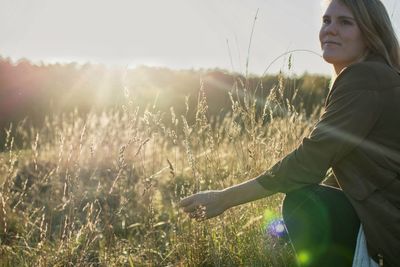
[256,64,383,193]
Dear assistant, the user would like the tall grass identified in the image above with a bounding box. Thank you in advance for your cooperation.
[0,72,320,266]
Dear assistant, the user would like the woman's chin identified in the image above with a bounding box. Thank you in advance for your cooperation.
[322,54,340,65]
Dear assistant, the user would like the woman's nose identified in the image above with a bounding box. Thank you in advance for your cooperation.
[324,22,338,35]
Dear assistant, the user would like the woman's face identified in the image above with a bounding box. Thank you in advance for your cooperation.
[319,0,368,74]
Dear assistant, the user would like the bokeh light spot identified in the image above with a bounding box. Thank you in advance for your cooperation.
[297,250,311,265]
[266,218,286,237]
[263,209,287,237]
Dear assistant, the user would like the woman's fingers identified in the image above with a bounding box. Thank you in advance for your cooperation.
[189,206,207,221]
[179,195,195,208]
[180,194,203,213]
[179,191,223,220]
[179,192,207,208]
[181,200,208,218]
[183,203,198,213]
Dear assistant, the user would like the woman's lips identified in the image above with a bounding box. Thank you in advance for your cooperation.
[323,41,341,46]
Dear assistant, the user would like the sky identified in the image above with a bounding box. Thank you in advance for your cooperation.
[1,0,399,75]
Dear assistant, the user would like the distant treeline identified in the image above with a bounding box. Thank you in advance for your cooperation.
[0,56,330,148]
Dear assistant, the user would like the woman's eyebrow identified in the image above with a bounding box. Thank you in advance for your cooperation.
[322,14,356,21]
[338,15,356,20]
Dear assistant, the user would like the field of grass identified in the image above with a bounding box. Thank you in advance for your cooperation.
[0,78,320,266]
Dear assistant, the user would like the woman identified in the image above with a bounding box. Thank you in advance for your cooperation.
[179,0,400,266]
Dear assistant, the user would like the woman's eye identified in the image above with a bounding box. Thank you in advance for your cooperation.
[322,18,330,24]
[341,20,353,25]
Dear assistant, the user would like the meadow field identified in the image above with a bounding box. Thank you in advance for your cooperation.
[0,62,328,266]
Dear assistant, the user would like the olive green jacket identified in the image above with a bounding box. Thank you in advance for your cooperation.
[257,55,400,267]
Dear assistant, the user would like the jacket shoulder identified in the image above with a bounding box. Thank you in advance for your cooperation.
[334,61,400,91]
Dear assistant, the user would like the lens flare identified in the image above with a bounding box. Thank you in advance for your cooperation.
[263,209,287,238]
[297,250,311,265]
[266,219,286,237]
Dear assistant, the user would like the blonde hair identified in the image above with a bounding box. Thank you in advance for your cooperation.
[336,0,400,72]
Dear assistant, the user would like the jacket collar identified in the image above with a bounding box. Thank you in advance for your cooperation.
[325,53,388,107]
[363,53,388,65]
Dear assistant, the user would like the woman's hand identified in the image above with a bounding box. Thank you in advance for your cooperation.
[179,179,273,221]
[179,190,229,221]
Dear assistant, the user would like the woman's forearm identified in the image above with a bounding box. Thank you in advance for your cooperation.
[180,174,274,220]
[221,177,274,210]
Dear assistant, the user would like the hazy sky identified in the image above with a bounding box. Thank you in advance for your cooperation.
[1,0,399,75]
